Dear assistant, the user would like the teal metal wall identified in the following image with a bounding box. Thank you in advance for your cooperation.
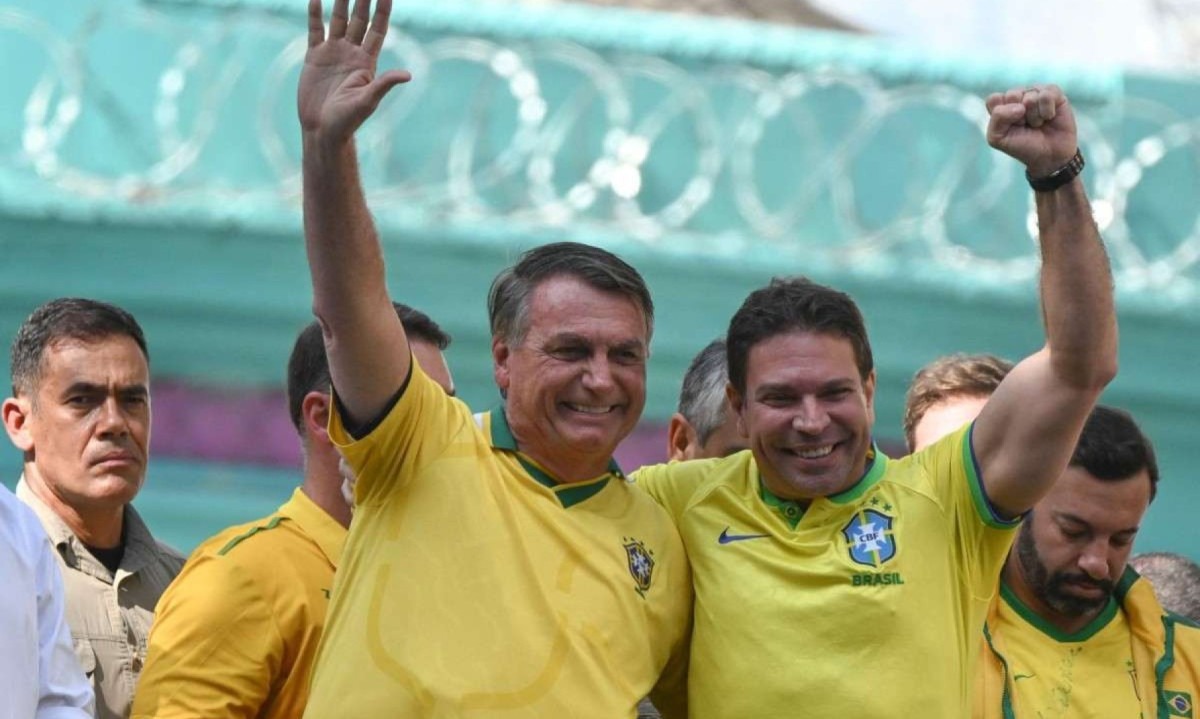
[1,0,1197,557]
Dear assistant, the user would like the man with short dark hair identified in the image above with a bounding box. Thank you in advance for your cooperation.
[666,339,747,461]
[905,358,1200,717]
[131,303,452,719]
[636,83,1118,717]
[2,298,184,719]
[973,407,1200,718]
[1129,552,1200,622]
[295,2,691,716]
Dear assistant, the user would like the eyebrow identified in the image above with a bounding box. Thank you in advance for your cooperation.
[547,333,646,352]
[1055,512,1140,535]
[756,379,854,395]
[62,382,148,397]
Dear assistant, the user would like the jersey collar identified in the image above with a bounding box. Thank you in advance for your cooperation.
[280,488,347,568]
[487,404,625,508]
[759,442,886,528]
[999,577,1120,642]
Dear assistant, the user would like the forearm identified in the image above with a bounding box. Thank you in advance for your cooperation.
[303,135,389,324]
[301,133,410,424]
[1036,177,1118,390]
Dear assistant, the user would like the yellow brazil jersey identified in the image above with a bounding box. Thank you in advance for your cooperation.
[978,582,1143,718]
[635,422,1018,719]
[132,488,345,719]
[303,362,692,719]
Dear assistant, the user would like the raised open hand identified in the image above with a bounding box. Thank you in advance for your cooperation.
[985,85,1077,178]
[298,0,410,144]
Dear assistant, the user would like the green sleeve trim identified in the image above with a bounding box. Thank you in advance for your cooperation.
[217,516,283,556]
[964,423,1023,530]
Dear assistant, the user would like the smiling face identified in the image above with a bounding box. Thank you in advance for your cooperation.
[730,330,875,502]
[4,335,151,514]
[493,275,648,481]
[1010,465,1151,629]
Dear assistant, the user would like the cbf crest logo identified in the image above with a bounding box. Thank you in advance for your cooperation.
[1166,690,1193,717]
[623,537,655,598]
[841,508,897,568]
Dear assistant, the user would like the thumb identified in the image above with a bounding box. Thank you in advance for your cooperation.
[367,69,411,106]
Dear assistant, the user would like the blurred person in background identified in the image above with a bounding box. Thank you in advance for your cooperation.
[1,298,184,719]
[131,304,452,718]
[666,338,747,462]
[643,338,745,719]
[906,357,1200,717]
[1128,552,1200,623]
[0,483,94,718]
[635,83,1118,717]
[295,1,691,716]
[902,353,1013,454]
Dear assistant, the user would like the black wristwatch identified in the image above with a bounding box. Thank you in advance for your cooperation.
[1026,149,1085,193]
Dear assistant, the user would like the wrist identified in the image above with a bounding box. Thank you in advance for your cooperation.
[1026,149,1085,193]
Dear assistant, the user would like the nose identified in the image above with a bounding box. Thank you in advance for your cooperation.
[581,356,616,392]
[96,397,131,437]
[1077,539,1110,581]
[792,396,829,435]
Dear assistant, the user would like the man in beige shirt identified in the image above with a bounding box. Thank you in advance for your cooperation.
[2,298,184,719]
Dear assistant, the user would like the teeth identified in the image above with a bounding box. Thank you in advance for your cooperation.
[566,403,614,415]
[795,445,833,459]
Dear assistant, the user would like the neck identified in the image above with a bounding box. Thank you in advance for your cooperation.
[25,469,124,548]
[302,448,352,528]
[1002,555,1105,636]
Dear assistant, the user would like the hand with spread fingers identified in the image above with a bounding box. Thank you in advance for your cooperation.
[298,0,410,145]
[984,84,1077,178]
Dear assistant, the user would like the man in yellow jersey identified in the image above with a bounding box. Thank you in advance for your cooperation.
[130,304,453,718]
[666,339,747,462]
[907,359,1200,718]
[635,83,1118,718]
[295,1,691,717]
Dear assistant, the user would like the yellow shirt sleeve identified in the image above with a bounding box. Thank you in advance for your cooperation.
[328,361,473,506]
[912,422,1020,600]
[132,552,281,719]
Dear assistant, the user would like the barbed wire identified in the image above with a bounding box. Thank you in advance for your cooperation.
[2,2,1199,297]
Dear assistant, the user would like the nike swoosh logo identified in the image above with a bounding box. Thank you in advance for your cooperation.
[1013,673,1036,682]
[718,527,770,544]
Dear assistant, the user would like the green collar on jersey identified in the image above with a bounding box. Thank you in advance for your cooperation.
[488,404,624,508]
[759,443,887,528]
[999,577,1120,643]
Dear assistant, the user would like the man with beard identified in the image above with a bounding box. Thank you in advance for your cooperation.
[906,358,1200,718]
